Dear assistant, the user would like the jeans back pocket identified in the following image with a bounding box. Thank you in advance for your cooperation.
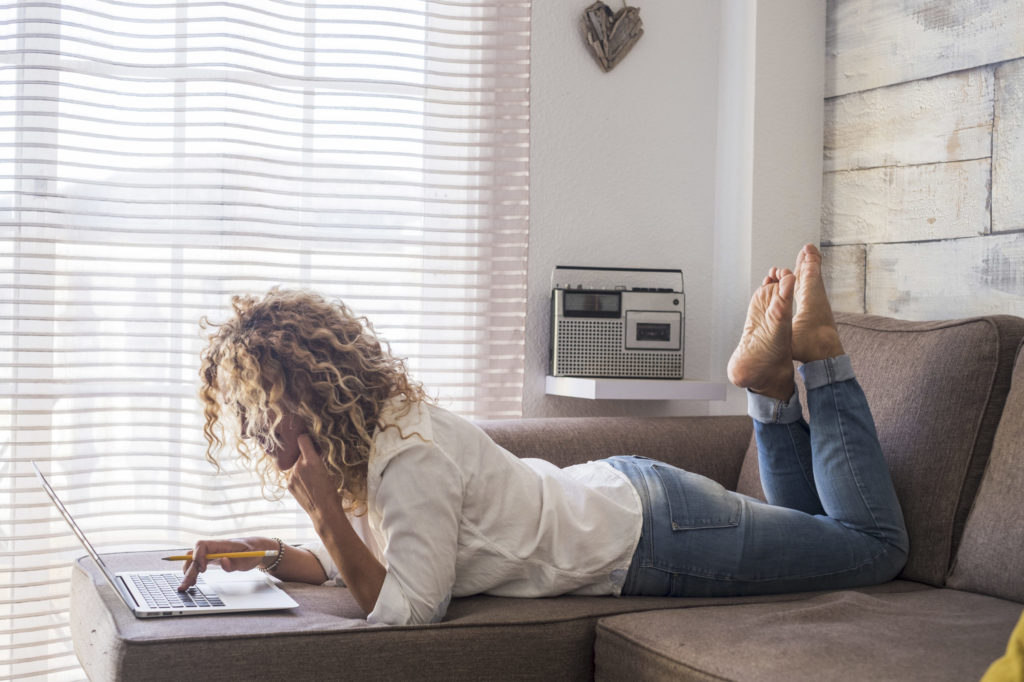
[651,464,741,530]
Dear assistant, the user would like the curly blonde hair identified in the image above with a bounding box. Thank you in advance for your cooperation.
[198,288,429,511]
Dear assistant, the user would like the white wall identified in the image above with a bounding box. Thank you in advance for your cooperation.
[525,1,824,418]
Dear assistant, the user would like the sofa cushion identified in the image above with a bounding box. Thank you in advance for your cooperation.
[594,588,1023,682]
[735,313,1024,586]
[947,341,1024,602]
[71,550,828,681]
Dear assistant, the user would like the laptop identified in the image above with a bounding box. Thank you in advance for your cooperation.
[32,461,299,618]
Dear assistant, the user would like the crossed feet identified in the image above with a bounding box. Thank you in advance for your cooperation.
[727,244,845,401]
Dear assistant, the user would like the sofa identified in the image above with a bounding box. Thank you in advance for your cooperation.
[69,312,1024,680]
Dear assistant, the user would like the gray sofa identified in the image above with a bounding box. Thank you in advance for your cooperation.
[70,313,1024,680]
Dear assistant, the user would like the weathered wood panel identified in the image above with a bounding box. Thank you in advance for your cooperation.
[822,244,866,313]
[826,0,1024,97]
[825,68,993,173]
[822,158,990,246]
[993,58,1024,233]
[865,234,1024,320]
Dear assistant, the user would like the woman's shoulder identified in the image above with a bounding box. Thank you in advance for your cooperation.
[369,399,490,475]
[373,398,434,453]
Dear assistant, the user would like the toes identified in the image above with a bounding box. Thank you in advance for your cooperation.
[768,272,795,321]
[778,271,795,302]
[803,243,822,265]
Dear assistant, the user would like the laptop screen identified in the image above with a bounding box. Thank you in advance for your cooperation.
[31,461,123,594]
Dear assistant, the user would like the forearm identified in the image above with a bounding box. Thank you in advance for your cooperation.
[312,505,386,615]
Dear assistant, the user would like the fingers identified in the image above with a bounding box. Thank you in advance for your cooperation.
[291,434,328,483]
[179,559,201,592]
[176,539,237,592]
[297,433,317,461]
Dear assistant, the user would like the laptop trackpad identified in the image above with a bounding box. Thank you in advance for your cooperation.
[204,571,291,608]
[213,581,274,606]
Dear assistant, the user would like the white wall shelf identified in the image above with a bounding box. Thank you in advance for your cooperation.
[545,376,727,401]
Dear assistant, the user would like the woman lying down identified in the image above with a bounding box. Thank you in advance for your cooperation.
[178,244,908,626]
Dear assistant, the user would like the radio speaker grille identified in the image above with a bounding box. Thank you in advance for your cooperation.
[554,319,683,378]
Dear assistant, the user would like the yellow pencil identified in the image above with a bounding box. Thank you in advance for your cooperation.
[161,550,279,561]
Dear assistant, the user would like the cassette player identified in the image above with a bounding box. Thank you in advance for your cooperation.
[550,266,684,379]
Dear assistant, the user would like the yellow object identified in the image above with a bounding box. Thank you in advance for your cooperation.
[982,610,1024,682]
[161,550,277,561]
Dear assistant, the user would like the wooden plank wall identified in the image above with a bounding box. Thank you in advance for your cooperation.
[821,0,1024,320]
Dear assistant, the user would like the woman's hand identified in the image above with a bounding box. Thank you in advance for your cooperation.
[286,434,346,523]
[177,536,277,591]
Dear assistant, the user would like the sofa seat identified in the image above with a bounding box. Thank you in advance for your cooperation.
[71,550,923,681]
[594,588,1022,681]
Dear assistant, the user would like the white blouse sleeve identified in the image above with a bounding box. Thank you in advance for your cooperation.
[366,442,463,626]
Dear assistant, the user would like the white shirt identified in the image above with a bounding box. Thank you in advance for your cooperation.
[305,399,643,626]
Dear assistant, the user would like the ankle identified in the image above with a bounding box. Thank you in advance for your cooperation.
[743,365,795,401]
[751,379,795,402]
[794,329,844,364]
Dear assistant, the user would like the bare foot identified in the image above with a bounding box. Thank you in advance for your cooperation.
[727,268,796,401]
[792,244,845,363]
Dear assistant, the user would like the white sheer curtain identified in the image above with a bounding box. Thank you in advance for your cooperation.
[1,1,530,678]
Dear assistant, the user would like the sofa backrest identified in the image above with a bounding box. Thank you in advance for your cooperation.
[946,339,1024,602]
[479,415,752,490]
[735,313,1024,587]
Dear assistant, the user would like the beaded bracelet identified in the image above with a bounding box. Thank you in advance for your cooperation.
[259,537,285,573]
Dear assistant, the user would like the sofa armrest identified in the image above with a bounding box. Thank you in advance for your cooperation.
[477,415,753,491]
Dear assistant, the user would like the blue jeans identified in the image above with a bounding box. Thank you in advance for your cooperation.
[607,355,908,597]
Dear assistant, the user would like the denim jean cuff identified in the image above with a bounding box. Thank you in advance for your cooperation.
[747,387,802,425]
[798,354,855,391]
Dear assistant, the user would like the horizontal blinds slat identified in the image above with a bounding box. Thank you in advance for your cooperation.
[3,54,530,94]
[3,150,530,176]
[3,116,530,142]
[8,232,528,251]
[10,1,531,29]
[3,143,529,165]
[1,66,528,109]
[5,226,530,244]
[5,34,530,70]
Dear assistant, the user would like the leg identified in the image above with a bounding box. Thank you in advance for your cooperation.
[751,244,906,550]
[791,244,905,548]
[728,266,823,514]
[614,245,909,597]
[802,356,907,549]
[752,409,823,515]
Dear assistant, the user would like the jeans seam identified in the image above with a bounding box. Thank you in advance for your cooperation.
[788,422,819,509]
[828,380,886,541]
[621,458,653,589]
[644,533,895,584]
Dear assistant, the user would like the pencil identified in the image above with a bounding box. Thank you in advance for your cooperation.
[161,550,279,561]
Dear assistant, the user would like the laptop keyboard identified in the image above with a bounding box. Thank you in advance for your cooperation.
[131,573,225,609]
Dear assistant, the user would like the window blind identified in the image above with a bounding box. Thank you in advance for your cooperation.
[1,1,530,678]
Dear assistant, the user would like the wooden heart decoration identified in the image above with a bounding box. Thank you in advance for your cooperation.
[580,1,644,72]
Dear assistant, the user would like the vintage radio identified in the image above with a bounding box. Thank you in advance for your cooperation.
[549,266,684,379]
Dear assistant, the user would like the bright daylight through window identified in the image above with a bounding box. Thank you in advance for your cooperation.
[1,1,529,677]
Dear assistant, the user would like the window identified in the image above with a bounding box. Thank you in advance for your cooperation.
[1,1,530,677]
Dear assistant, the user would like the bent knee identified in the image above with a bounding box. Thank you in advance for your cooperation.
[875,538,909,582]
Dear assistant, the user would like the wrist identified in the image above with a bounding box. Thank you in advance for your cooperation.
[259,537,285,573]
[310,502,350,541]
